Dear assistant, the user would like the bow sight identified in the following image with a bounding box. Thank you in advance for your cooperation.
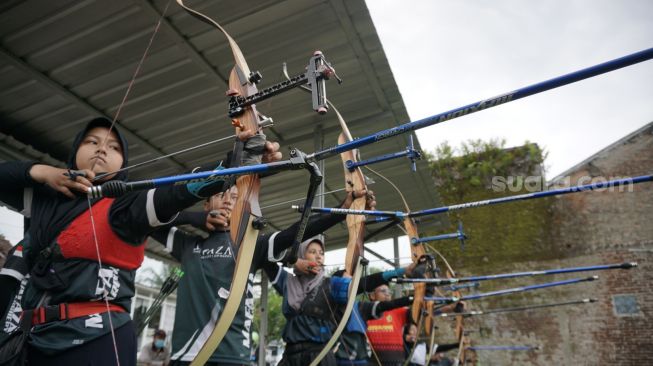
[227,51,342,117]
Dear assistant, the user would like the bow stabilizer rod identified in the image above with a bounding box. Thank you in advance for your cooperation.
[345,135,421,172]
[467,345,540,351]
[411,221,467,249]
[308,47,653,163]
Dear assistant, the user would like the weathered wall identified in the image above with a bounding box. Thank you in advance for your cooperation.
[427,123,652,365]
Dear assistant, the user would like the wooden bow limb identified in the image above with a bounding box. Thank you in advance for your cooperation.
[363,163,466,366]
[175,2,265,365]
[308,98,367,366]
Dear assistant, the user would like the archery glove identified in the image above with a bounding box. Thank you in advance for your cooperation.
[186,165,227,198]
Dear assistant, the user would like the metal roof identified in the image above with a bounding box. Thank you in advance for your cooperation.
[0,0,443,261]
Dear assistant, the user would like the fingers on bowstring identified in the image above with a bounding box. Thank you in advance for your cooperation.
[65,169,94,193]
[63,176,94,198]
[74,175,93,189]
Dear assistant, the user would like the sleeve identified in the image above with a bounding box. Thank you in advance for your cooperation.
[0,234,29,314]
[107,154,231,244]
[0,161,38,211]
[357,272,388,294]
[0,242,28,283]
[356,267,407,294]
[356,301,378,322]
[149,226,196,262]
[108,185,204,245]
[258,212,345,262]
[169,210,208,229]
[374,297,412,317]
[149,211,208,234]
[264,261,286,295]
[0,239,30,315]
[0,276,19,317]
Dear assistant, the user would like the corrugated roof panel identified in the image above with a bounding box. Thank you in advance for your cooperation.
[0,0,442,258]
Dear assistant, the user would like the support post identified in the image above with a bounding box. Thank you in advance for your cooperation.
[393,236,402,298]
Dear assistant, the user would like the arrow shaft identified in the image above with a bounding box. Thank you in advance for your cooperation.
[425,276,597,303]
[412,231,461,243]
[467,346,538,351]
[309,47,653,162]
[410,175,653,218]
[91,47,653,196]
[346,149,415,170]
[397,262,636,285]
[304,174,653,222]
[437,298,595,317]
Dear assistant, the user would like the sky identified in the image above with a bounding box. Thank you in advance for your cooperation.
[366,0,653,179]
[1,0,652,272]
[328,0,653,269]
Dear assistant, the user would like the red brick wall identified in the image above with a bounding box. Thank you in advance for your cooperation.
[463,124,652,365]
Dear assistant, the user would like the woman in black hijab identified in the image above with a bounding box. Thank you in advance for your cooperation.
[0,117,278,366]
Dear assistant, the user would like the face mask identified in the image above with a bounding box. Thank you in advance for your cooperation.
[154,339,165,349]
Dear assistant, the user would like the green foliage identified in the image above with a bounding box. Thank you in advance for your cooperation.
[424,139,559,271]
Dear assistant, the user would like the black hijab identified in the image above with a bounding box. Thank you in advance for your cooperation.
[67,117,129,181]
[27,117,129,264]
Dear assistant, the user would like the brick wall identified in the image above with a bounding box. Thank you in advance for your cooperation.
[451,123,652,365]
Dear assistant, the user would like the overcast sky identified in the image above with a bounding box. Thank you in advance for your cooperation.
[366,0,653,179]
[1,1,652,272]
[329,0,653,269]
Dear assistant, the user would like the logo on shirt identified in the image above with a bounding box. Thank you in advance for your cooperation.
[3,276,28,333]
[241,273,255,349]
[95,267,120,300]
[84,313,104,329]
[198,245,233,260]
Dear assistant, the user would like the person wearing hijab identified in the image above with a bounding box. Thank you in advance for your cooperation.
[264,239,421,366]
[147,187,375,366]
[0,117,279,366]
